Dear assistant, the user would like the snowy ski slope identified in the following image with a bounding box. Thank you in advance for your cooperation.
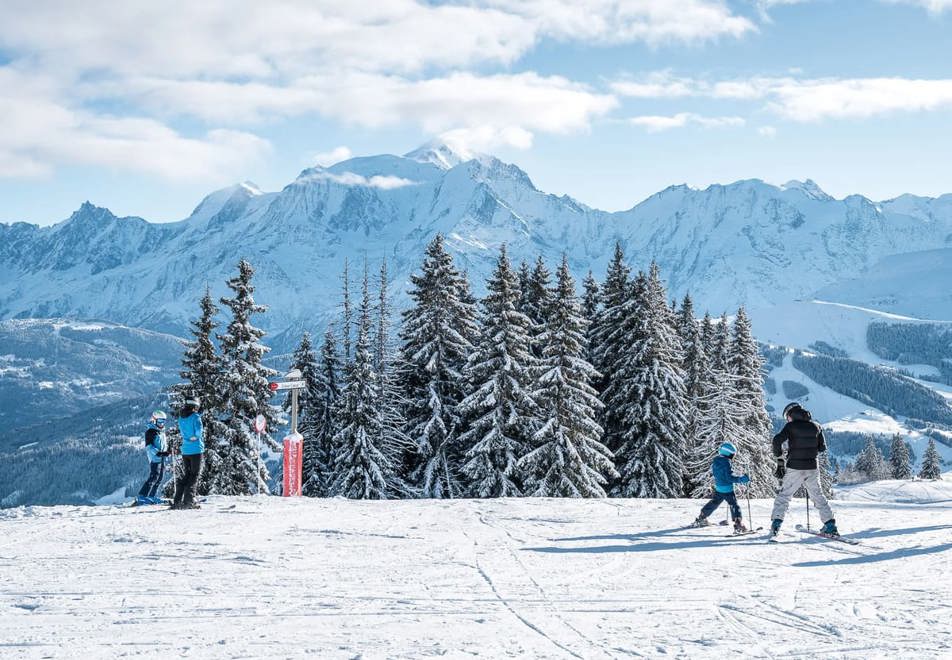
[2,494,951,658]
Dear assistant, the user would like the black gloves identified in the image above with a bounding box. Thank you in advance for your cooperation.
[774,459,786,480]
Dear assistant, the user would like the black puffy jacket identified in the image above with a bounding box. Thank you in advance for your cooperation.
[772,408,826,470]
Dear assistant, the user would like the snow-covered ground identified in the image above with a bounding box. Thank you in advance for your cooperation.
[2,495,951,659]
[835,475,952,505]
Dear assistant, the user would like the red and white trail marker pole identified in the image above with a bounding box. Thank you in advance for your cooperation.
[269,369,305,497]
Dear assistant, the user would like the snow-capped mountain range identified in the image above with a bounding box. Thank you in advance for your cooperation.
[3,141,951,349]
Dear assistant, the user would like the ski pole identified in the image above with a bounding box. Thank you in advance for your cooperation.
[746,484,753,528]
[805,492,810,531]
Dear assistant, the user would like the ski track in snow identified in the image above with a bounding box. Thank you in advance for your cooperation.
[0,496,951,658]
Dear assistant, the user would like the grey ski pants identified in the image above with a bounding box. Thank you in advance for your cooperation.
[771,468,834,523]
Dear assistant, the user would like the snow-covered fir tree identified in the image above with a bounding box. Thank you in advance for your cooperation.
[399,235,478,498]
[517,260,533,316]
[711,313,731,375]
[216,260,279,495]
[176,288,226,496]
[329,267,395,499]
[677,294,695,341]
[854,436,888,481]
[285,332,324,496]
[681,302,719,497]
[888,434,913,480]
[523,256,554,356]
[609,265,688,498]
[302,328,341,496]
[590,242,631,455]
[726,307,775,496]
[341,258,353,364]
[918,438,942,480]
[582,271,600,324]
[519,256,616,497]
[459,246,540,497]
[457,270,481,345]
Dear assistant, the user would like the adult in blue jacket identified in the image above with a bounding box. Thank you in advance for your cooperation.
[136,411,169,505]
[172,398,204,510]
[692,442,751,533]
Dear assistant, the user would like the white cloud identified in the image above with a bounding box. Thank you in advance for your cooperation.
[757,0,952,17]
[121,72,617,135]
[610,71,700,98]
[437,126,535,157]
[884,0,952,12]
[758,126,778,138]
[299,171,418,190]
[312,146,353,167]
[490,1,755,45]
[629,112,745,132]
[613,71,952,122]
[8,1,745,178]
[0,68,270,181]
[767,77,952,121]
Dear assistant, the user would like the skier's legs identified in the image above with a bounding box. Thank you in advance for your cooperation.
[724,492,742,520]
[770,468,809,521]
[803,469,834,521]
[146,461,165,498]
[699,491,726,519]
[173,459,187,506]
[182,454,203,505]
[138,462,161,498]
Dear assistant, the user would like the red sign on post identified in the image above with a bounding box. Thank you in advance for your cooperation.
[282,433,304,497]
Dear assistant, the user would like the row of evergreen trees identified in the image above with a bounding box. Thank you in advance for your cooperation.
[845,434,943,482]
[178,238,777,499]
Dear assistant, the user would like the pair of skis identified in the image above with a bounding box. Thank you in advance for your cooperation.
[767,525,860,545]
[686,521,763,537]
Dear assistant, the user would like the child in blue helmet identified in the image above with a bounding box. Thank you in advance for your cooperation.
[692,442,751,533]
[136,410,170,505]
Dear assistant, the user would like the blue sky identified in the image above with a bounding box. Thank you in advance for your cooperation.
[1,0,951,225]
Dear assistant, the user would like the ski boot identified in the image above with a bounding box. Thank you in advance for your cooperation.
[820,519,839,537]
[733,518,748,534]
[184,501,202,510]
[691,516,710,528]
[769,518,783,538]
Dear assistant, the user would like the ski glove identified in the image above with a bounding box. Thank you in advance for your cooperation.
[738,475,750,485]
[774,459,785,479]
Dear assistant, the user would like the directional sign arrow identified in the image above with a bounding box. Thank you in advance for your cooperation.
[269,380,306,392]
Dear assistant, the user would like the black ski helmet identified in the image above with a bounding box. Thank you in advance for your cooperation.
[782,402,802,418]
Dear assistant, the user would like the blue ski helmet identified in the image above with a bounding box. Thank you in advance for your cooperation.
[718,442,737,457]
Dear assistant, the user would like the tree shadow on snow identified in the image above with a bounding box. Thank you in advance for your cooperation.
[793,542,952,567]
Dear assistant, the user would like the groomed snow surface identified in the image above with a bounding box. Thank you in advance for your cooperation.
[2,491,951,659]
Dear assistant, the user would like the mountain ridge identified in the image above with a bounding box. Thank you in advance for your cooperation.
[3,143,952,347]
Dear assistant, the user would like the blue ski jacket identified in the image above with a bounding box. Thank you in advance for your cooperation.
[178,412,204,456]
[712,455,749,493]
[145,424,168,464]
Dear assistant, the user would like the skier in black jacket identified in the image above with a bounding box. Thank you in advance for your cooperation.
[770,402,838,537]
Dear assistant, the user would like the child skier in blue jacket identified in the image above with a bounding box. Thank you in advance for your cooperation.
[136,410,170,505]
[692,442,751,533]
